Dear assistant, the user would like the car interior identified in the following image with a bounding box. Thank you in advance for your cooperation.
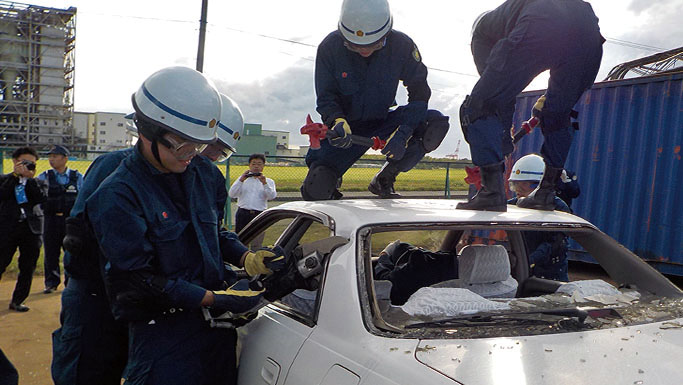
[237,210,683,337]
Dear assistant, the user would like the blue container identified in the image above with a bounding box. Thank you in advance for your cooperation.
[511,73,683,275]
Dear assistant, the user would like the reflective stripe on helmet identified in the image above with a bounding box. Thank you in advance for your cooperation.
[141,84,208,127]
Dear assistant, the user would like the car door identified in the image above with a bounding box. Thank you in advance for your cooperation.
[238,211,334,385]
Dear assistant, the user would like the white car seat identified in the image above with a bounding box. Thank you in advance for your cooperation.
[433,244,518,298]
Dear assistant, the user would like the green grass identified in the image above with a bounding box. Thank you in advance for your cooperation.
[226,165,469,192]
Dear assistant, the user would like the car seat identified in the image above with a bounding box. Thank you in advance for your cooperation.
[433,244,518,298]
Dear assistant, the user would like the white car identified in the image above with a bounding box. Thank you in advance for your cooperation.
[236,199,683,385]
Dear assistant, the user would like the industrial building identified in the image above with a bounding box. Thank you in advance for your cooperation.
[0,1,77,149]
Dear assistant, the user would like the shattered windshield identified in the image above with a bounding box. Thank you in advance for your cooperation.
[364,225,683,339]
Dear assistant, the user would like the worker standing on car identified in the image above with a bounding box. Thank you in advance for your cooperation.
[508,154,570,280]
[85,67,284,384]
[37,145,84,293]
[302,0,450,200]
[457,0,604,212]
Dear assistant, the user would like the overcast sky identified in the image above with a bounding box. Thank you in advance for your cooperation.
[20,0,683,158]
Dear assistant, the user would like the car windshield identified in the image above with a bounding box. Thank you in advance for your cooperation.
[361,224,683,339]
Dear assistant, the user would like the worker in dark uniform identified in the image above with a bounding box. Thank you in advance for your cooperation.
[508,154,570,280]
[86,67,284,385]
[302,0,449,200]
[38,144,83,293]
[52,94,247,385]
[557,169,580,209]
[51,148,133,385]
[0,147,47,312]
[457,0,604,212]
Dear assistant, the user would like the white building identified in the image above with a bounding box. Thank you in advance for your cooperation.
[261,129,289,148]
[73,111,134,158]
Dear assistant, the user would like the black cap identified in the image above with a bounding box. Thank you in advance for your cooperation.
[47,145,70,156]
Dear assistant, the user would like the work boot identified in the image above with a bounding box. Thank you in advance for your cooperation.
[456,162,507,212]
[368,162,402,199]
[517,165,563,210]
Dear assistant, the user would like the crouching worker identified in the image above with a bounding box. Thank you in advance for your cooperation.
[86,67,284,385]
[302,0,449,200]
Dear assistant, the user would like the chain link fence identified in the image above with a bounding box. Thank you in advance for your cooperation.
[1,149,472,230]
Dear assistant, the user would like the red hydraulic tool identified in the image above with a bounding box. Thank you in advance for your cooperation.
[300,114,386,150]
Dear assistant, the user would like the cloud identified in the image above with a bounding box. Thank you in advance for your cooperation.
[214,63,317,147]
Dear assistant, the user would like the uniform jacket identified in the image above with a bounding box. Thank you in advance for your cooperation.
[0,173,47,235]
[86,147,248,319]
[315,30,430,130]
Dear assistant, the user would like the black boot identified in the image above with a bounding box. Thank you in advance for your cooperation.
[517,165,562,210]
[368,162,402,198]
[456,162,507,212]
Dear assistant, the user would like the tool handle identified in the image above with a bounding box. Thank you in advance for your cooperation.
[512,116,539,144]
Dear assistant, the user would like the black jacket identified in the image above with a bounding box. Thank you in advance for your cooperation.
[0,173,48,235]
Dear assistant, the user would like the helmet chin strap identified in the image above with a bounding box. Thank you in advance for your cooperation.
[151,138,165,168]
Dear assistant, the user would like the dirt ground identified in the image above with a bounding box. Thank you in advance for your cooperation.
[0,275,61,385]
[1,266,682,385]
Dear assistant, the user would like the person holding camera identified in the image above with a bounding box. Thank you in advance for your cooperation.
[229,153,277,233]
[0,147,48,312]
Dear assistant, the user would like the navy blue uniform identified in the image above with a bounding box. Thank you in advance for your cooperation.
[556,170,580,208]
[52,149,133,385]
[464,0,604,167]
[308,30,443,176]
[509,196,571,280]
[86,147,248,384]
[39,168,83,289]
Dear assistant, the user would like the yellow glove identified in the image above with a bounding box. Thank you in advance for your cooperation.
[243,246,286,276]
[531,95,546,117]
[329,118,352,148]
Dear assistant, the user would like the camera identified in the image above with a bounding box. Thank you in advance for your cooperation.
[246,172,262,178]
[21,160,36,171]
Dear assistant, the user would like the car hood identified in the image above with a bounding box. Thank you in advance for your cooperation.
[415,318,683,385]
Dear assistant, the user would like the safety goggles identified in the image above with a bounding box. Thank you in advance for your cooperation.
[202,143,234,163]
[343,37,387,53]
[159,133,208,161]
[509,181,538,193]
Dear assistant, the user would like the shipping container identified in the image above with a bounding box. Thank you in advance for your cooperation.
[511,72,683,275]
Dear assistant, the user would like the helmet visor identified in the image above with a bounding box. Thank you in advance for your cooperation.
[202,143,234,163]
[344,36,387,53]
[159,133,208,161]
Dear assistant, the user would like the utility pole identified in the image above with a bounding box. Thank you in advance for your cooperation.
[196,0,209,72]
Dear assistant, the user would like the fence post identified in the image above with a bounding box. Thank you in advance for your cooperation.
[444,163,451,198]
[0,151,3,174]
[224,158,232,230]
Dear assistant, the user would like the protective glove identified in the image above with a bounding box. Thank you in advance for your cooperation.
[531,95,546,117]
[229,311,258,327]
[243,245,286,276]
[329,118,352,149]
[381,125,413,160]
[560,169,571,184]
[212,279,264,315]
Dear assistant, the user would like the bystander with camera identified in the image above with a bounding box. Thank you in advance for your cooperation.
[0,147,48,312]
[229,154,277,234]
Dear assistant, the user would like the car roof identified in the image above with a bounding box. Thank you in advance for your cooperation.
[271,199,592,236]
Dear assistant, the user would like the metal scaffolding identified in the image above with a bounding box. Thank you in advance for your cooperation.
[0,1,77,150]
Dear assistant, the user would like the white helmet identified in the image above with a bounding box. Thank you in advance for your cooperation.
[338,0,392,46]
[471,10,491,37]
[132,66,220,143]
[216,93,244,153]
[509,154,545,182]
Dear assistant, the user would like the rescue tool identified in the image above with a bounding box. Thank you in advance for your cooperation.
[300,114,386,150]
[202,236,349,328]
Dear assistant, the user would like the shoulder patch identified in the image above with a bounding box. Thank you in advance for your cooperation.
[412,45,421,62]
